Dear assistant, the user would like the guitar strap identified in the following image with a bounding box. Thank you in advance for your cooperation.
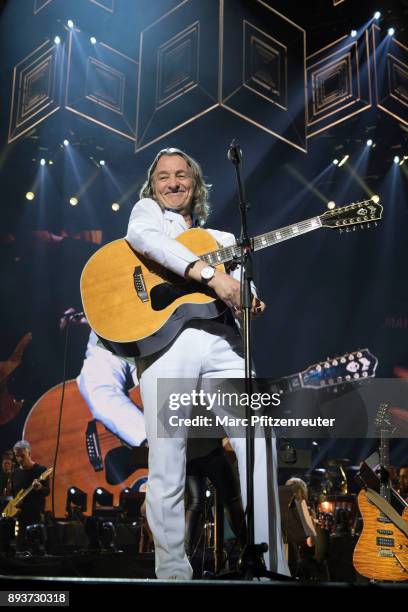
[366,488,408,537]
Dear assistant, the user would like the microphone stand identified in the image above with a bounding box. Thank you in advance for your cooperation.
[227,140,268,579]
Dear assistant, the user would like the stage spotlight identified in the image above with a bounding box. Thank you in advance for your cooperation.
[338,155,349,167]
[48,160,53,165]
[366,139,373,146]
[332,159,339,165]
[350,30,357,38]
[112,202,120,211]
[69,197,78,206]
[400,158,407,167]
[90,36,97,44]
[99,160,106,166]
[25,192,35,200]
[67,20,74,28]
[388,28,395,36]
[99,521,117,551]
[40,158,46,166]
[371,195,380,204]
[374,11,381,20]
[63,139,69,146]
[54,36,61,45]
[26,524,47,556]
[93,487,113,508]
[66,486,87,516]
[119,488,145,518]
[327,201,336,210]
[394,156,400,164]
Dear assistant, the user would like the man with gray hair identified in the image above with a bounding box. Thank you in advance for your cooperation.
[125,147,288,579]
[11,440,49,549]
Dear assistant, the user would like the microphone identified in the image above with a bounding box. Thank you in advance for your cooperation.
[59,308,86,331]
[227,139,242,165]
[61,309,85,321]
[70,311,85,320]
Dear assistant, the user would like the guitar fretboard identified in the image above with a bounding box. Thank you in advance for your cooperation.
[201,217,322,266]
[379,427,392,503]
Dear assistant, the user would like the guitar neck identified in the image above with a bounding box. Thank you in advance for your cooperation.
[201,216,322,265]
[379,430,392,502]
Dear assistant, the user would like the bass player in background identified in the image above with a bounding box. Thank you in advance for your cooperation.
[11,440,50,550]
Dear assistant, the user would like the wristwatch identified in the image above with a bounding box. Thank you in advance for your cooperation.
[200,265,216,283]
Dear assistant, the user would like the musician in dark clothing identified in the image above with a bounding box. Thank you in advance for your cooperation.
[185,437,246,560]
[11,440,50,548]
[399,465,408,502]
[0,452,15,496]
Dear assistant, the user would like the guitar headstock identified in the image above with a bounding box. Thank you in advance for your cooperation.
[40,467,54,481]
[320,197,383,231]
[301,349,378,389]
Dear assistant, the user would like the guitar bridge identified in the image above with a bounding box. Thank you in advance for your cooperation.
[86,420,103,472]
[133,266,149,303]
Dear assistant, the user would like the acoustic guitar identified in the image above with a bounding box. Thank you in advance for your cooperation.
[353,403,408,581]
[80,199,383,358]
[22,349,377,518]
[2,467,53,518]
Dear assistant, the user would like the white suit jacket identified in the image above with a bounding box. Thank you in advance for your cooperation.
[126,198,256,317]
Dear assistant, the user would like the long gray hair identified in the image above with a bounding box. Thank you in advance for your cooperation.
[139,148,211,225]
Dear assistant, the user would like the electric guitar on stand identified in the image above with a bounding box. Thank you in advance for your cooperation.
[80,199,383,358]
[353,403,408,581]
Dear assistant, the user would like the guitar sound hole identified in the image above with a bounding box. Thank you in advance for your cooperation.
[150,282,202,311]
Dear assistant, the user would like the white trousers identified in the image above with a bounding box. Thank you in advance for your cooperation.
[139,320,290,579]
